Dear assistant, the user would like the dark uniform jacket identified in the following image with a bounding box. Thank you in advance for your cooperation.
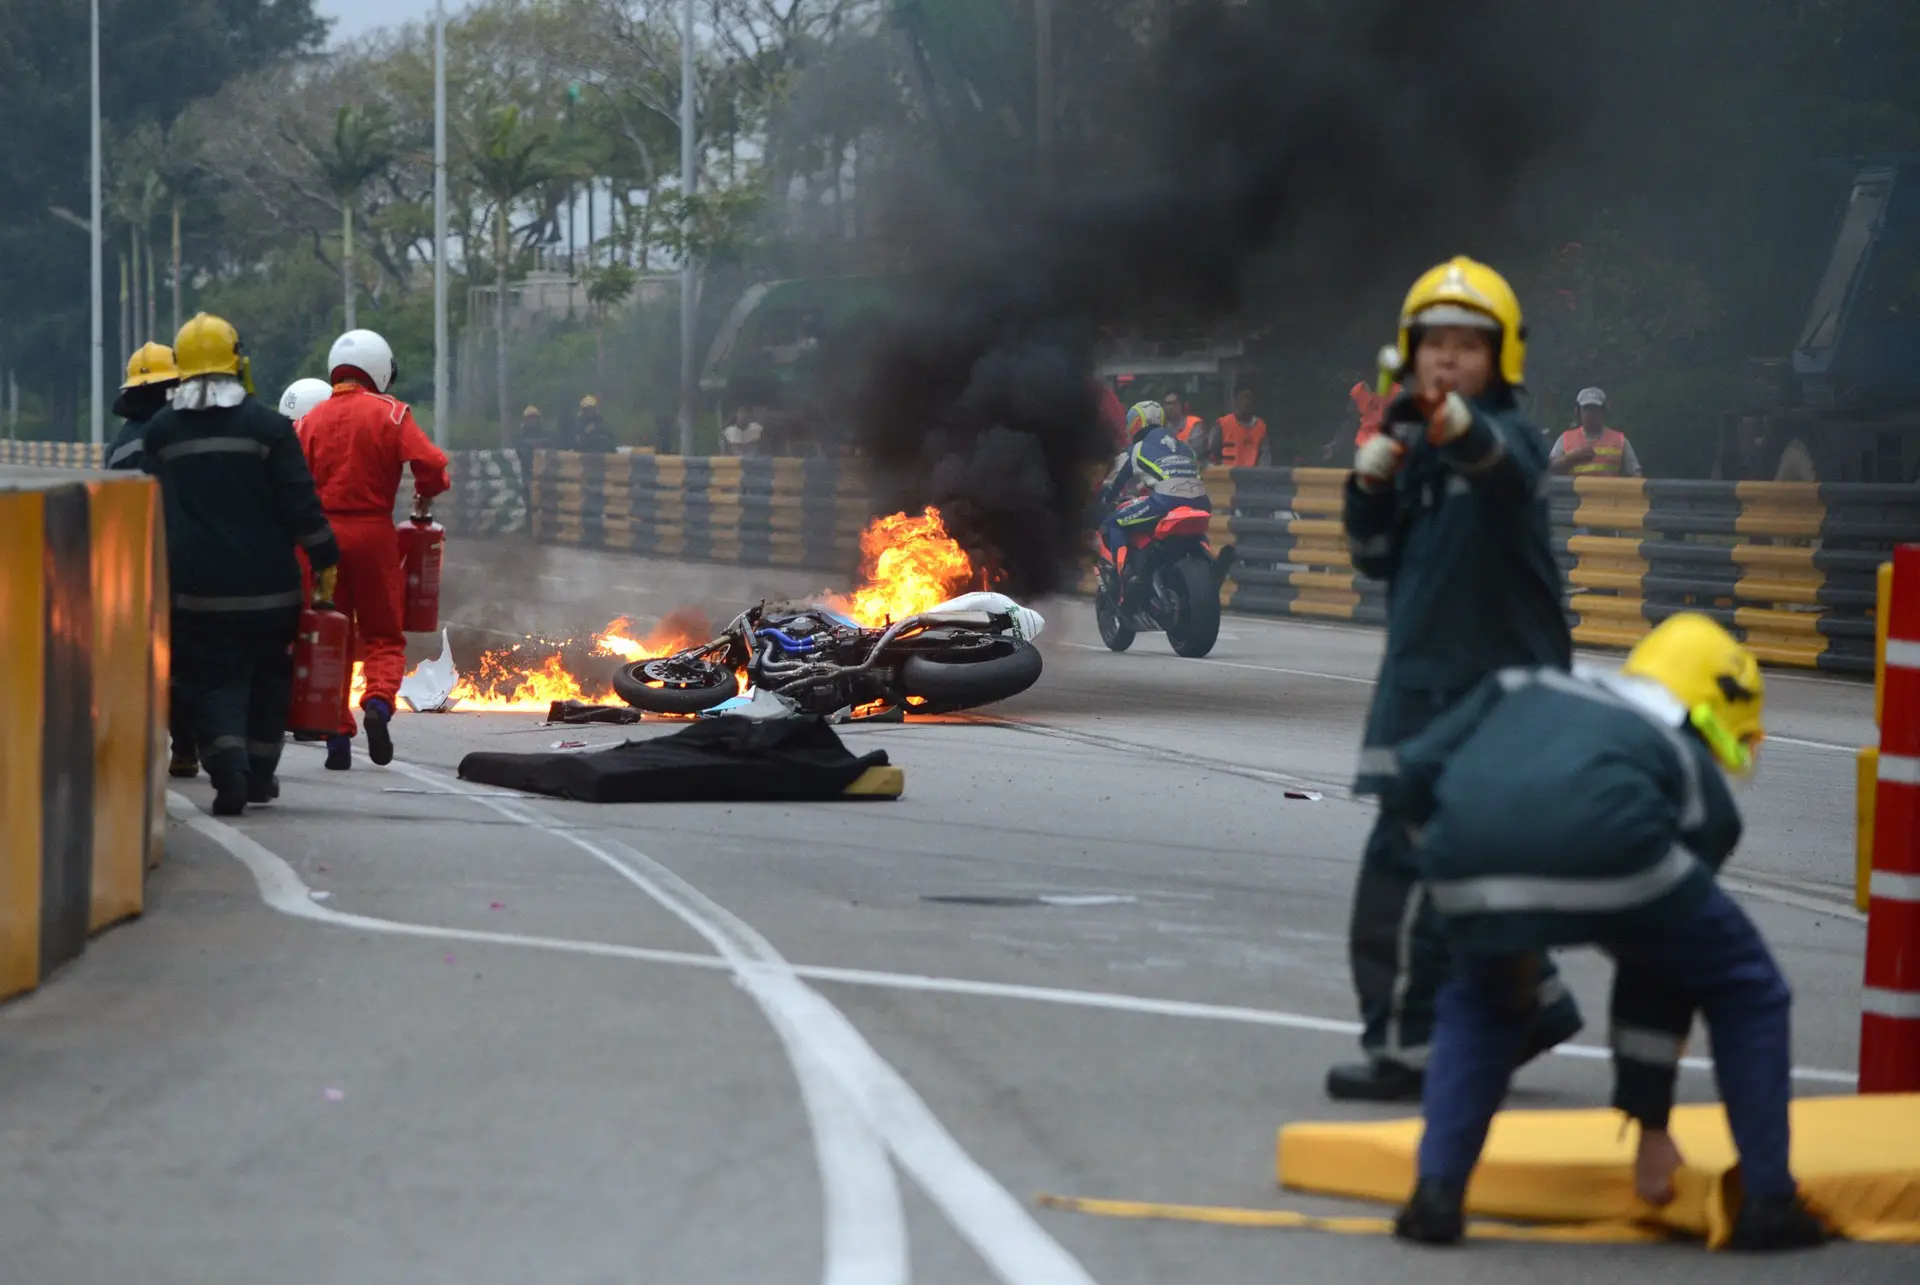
[1385,662,1745,1126]
[142,397,340,619]
[107,417,153,471]
[1343,393,1571,797]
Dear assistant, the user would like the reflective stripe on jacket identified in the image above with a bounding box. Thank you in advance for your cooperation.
[1559,426,1628,475]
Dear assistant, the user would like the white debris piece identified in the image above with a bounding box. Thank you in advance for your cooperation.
[397,628,461,712]
[928,591,1046,642]
[698,686,802,720]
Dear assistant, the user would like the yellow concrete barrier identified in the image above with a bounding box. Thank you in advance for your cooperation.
[0,468,168,1003]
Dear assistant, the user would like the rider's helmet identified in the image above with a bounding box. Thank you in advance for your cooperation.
[1620,612,1765,775]
[1125,400,1165,441]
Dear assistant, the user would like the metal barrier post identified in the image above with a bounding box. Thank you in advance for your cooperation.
[1861,543,1920,1092]
[1858,561,1893,911]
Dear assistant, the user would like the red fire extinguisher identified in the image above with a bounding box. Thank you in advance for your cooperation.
[399,515,445,633]
[289,577,353,736]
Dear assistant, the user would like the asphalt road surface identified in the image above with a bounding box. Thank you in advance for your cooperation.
[2,541,1905,1285]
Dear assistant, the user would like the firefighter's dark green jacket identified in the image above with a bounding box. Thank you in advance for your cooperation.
[1343,392,1571,798]
[1385,662,1746,1125]
[142,397,340,618]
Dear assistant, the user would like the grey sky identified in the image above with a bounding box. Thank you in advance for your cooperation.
[317,0,448,43]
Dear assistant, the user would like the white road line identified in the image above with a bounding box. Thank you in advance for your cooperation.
[168,791,907,1285]
[384,762,1099,1285]
[166,790,1858,1106]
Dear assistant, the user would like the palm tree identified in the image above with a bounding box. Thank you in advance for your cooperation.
[316,104,399,330]
[467,104,560,443]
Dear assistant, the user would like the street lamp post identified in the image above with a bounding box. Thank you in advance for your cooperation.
[89,0,104,447]
[433,0,449,448]
[678,0,697,457]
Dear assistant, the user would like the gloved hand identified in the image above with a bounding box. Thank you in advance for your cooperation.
[411,495,432,521]
[313,565,339,607]
[1410,379,1474,445]
[1353,434,1405,491]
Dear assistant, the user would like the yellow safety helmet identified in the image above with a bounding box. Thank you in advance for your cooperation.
[579,394,599,409]
[121,342,180,390]
[1396,255,1528,387]
[1621,612,1766,774]
[174,312,254,391]
[522,404,541,418]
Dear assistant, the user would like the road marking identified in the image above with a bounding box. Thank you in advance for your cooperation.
[167,792,1858,1094]
[1061,641,1374,686]
[384,763,1100,1285]
[167,791,908,1285]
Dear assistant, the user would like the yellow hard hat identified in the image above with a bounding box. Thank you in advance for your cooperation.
[121,342,180,390]
[1621,612,1765,774]
[579,394,599,409]
[522,404,541,418]
[174,312,247,381]
[1397,256,1528,387]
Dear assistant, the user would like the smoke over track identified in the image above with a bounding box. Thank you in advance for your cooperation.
[850,0,1594,597]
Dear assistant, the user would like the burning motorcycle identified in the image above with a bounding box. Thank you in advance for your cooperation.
[1095,505,1235,658]
[610,592,1044,719]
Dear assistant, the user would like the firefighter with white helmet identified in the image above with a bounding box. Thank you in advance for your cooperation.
[140,313,340,815]
[1386,613,1827,1252]
[294,327,450,770]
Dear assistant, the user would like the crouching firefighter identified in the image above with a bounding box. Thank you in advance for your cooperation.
[107,342,201,779]
[296,327,450,770]
[1096,400,1211,604]
[1332,255,1584,1102]
[1387,613,1829,1252]
[142,313,340,816]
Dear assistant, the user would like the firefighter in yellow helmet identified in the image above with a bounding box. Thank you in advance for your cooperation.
[105,342,181,471]
[141,313,340,816]
[1328,256,1583,1102]
[1383,613,1826,1251]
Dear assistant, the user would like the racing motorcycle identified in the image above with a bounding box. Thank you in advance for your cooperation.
[1095,505,1235,659]
[610,593,1044,719]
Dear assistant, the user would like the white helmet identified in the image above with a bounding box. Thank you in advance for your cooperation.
[327,328,396,392]
[278,378,333,423]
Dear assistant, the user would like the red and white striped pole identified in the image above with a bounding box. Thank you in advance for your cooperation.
[1862,542,1920,1093]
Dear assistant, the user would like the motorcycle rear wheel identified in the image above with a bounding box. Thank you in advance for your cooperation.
[611,656,740,713]
[1164,555,1222,658]
[900,639,1043,714]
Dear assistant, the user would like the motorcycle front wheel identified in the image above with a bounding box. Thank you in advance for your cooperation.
[1095,586,1136,652]
[611,655,740,713]
[1163,554,1222,658]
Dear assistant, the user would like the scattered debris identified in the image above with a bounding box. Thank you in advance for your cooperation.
[398,628,461,712]
[1284,790,1323,801]
[323,1088,344,1102]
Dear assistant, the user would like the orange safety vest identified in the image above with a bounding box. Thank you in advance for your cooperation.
[1173,414,1205,444]
[1216,413,1267,468]
[1558,426,1628,475]
[1350,382,1401,448]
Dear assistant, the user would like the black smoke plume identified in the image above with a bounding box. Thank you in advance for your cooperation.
[849,0,1597,597]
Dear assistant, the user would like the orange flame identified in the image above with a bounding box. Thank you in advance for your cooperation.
[827,507,976,628]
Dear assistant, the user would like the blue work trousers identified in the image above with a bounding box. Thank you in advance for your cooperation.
[1416,883,1795,1199]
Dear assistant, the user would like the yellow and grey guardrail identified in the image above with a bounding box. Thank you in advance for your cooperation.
[13,439,1916,675]
[531,451,868,571]
[1,466,169,1003]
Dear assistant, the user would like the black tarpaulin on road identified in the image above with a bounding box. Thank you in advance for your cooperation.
[456,714,892,803]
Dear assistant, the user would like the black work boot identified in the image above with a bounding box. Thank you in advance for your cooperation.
[211,772,248,817]
[325,735,352,771]
[1394,1177,1467,1245]
[246,775,280,804]
[362,697,395,766]
[168,748,201,779]
[1726,1191,1830,1252]
[1326,1059,1425,1102]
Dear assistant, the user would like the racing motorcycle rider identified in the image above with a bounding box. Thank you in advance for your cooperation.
[296,328,450,770]
[1096,400,1212,605]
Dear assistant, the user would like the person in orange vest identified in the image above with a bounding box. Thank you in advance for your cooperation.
[1213,384,1270,468]
[296,328,451,771]
[1163,390,1207,449]
[1549,387,1642,477]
